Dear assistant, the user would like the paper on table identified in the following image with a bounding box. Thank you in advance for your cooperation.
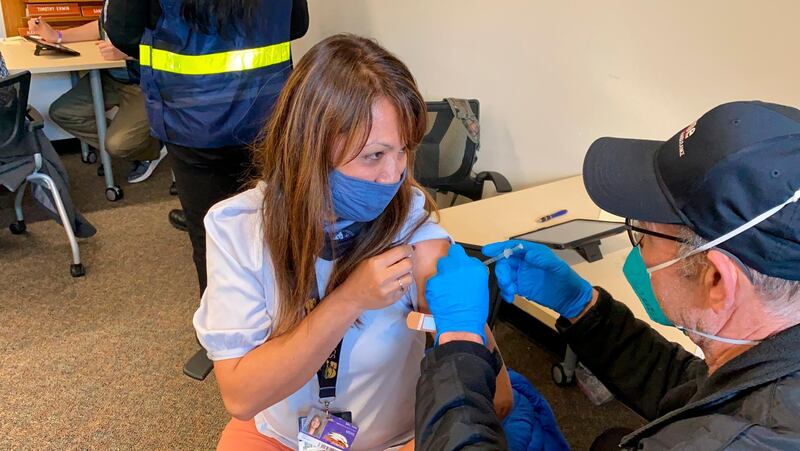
[597,208,624,223]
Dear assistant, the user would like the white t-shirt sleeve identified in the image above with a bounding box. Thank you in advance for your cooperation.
[399,187,451,244]
[193,192,275,361]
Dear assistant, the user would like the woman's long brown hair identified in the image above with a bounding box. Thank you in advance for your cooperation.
[253,34,435,338]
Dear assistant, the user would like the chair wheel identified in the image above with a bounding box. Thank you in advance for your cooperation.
[9,220,26,234]
[169,180,178,196]
[552,363,574,387]
[97,165,104,177]
[81,150,97,164]
[70,263,85,277]
[105,186,123,201]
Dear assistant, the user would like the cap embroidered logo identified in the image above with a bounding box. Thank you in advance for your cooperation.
[678,120,697,157]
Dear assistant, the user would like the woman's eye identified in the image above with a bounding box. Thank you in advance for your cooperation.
[365,152,383,161]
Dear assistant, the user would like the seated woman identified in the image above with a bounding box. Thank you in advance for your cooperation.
[193,34,512,451]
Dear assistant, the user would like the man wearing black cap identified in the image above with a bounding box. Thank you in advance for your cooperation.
[416,101,800,449]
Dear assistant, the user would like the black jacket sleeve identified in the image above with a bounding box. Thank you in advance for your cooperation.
[556,288,708,420]
[415,341,508,451]
[104,0,160,59]
[290,0,309,41]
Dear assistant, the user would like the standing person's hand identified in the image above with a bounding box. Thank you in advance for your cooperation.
[331,244,414,312]
[96,41,130,61]
[483,240,593,319]
[425,244,488,344]
[27,18,58,43]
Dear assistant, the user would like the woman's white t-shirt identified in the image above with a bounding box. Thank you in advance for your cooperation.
[193,185,449,451]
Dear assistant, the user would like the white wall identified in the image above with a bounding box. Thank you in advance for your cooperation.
[293,0,800,189]
[29,75,74,140]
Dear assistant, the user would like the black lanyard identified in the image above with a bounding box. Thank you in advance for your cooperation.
[312,221,367,405]
[309,275,343,403]
[317,340,343,400]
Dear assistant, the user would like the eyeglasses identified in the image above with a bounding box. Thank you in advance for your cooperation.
[624,219,755,282]
[625,218,690,247]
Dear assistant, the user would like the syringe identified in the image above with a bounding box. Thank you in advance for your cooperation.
[482,243,524,266]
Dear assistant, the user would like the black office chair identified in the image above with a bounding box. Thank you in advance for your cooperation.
[415,99,512,205]
[0,70,89,276]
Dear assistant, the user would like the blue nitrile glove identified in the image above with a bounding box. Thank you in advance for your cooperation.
[482,240,593,319]
[425,244,489,344]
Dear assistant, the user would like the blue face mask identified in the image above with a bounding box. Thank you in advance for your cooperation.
[329,170,406,222]
[622,187,800,346]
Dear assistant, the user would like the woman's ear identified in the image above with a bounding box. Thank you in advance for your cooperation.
[704,250,740,313]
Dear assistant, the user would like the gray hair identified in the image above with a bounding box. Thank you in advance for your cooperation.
[676,226,800,318]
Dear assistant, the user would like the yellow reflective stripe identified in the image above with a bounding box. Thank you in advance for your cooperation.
[139,44,150,66]
[139,42,290,75]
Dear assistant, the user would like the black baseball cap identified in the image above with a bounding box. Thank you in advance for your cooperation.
[583,101,800,280]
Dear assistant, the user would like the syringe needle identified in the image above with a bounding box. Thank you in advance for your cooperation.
[482,243,524,266]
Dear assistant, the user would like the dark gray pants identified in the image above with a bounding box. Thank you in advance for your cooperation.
[49,71,161,162]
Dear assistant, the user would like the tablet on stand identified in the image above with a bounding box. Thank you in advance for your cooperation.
[23,35,81,57]
[512,219,626,262]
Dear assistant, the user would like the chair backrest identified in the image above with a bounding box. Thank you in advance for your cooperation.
[414,100,480,189]
[0,70,31,150]
[458,241,503,329]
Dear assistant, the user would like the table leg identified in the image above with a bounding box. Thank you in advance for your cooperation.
[88,69,123,201]
[70,72,96,164]
[552,345,578,387]
[562,345,578,379]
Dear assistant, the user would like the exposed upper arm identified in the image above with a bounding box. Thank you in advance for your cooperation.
[411,239,450,314]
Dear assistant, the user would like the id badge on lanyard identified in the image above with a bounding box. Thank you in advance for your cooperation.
[298,406,358,450]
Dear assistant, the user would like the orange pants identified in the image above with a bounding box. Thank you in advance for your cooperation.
[217,418,293,451]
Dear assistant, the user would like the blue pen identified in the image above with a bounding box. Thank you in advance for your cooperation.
[537,209,567,223]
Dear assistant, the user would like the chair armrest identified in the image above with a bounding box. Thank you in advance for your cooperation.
[26,106,45,131]
[475,171,512,193]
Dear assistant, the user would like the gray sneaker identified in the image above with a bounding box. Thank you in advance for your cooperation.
[127,146,167,184]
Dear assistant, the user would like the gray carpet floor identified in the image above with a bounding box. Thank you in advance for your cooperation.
[0,151,642,450]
